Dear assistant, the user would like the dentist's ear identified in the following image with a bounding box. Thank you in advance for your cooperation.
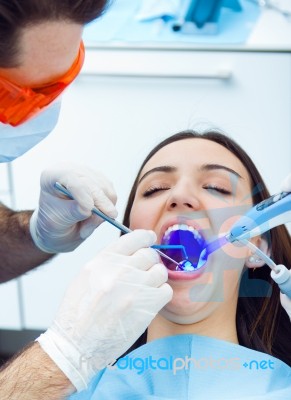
[245,236,270,268]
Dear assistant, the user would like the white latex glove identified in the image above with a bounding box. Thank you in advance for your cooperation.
[30,163,117,253]
[36,230,173,392]
[281,173,291,192]
[280,293,291,321]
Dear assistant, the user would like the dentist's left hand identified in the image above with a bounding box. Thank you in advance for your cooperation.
[30,163,117,253]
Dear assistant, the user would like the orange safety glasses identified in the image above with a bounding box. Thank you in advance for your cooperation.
[0,41,85,126]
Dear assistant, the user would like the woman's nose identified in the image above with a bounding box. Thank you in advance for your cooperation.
[166,183,200,212]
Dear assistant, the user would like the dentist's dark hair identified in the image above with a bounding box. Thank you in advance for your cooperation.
[121,130,291,367]
[0,0,110,67]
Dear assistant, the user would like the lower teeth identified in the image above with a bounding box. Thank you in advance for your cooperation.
[176,260,196,272]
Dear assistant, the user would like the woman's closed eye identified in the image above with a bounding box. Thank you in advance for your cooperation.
[143,185,170,197]
[203,184,232,195]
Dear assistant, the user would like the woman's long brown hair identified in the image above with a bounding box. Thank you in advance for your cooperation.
[121,130,291,366]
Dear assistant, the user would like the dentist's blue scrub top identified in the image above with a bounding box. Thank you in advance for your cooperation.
[69,334,291,399]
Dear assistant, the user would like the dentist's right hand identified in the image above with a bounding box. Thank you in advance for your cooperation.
[36,230,172,392]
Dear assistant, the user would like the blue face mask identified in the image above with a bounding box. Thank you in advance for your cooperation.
[0,100,61,163]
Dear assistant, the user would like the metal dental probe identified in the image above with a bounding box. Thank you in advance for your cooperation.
[54,181,180,267]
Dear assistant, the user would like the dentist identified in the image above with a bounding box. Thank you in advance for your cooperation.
[0,1,172,398]
[0,0,117,280]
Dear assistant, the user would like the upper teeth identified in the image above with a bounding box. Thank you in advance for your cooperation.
[164,224,202,240]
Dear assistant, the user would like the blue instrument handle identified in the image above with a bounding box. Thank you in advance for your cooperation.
[229,191,291,241]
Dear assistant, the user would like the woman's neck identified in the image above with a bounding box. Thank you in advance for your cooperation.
[147,301,239,345]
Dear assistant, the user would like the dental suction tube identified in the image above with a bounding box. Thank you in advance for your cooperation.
[271,265,291,298]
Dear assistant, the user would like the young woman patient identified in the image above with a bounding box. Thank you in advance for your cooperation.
[70,130,291,399]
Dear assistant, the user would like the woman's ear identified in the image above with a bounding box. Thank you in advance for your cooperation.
[245,236,270,268]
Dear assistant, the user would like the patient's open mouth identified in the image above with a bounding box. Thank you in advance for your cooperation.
[160,224,207,271]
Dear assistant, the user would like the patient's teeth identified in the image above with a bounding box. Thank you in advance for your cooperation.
[163,224,203,242]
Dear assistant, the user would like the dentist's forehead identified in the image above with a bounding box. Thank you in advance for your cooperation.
[0,21,82,87]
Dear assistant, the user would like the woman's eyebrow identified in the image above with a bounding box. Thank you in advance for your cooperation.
[138,163,242,184]
[199,163,243,179]
[138,165,176,184]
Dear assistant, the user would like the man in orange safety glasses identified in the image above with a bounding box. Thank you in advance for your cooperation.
[0,0,126,398]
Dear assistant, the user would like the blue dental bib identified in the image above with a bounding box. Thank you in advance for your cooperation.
[69,334,291,400]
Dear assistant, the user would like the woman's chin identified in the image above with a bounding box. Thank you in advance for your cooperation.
[159,303,216,325]
[159,290,219,325]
